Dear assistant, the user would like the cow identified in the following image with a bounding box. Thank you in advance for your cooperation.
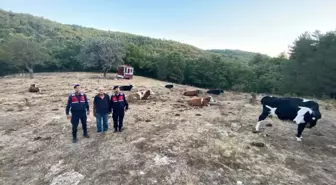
[255,96,322,141]
[120,85,133,91]
[29,84,40,93]
[187,96,215,107]
[141,89,155,100]
[127,89,155,102]
[183,90,201,96]
[165,84,174,89]
[207,89,224,95]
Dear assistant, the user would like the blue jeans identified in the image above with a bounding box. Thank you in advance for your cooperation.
[96,113,108,133]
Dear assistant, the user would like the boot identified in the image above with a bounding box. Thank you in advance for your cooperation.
[72,138,77,143]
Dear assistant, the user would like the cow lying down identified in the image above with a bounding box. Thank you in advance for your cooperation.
[127,89,155,102]
[120,85,133,91]
[29,84,40,93]
[256,96,322,141]
[187,96,215,107]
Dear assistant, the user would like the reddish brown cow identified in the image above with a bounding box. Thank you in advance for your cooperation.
[187,96,214,107]
[183,90,201,96]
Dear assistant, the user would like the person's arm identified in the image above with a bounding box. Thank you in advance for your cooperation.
[107,95,111,114]
[66,95,71,116]
[93,96,97,117]
[123,94,129,110]
[84,94,90,114]
[110,95,114,113]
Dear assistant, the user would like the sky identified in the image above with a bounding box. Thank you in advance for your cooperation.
[1,0,336,56]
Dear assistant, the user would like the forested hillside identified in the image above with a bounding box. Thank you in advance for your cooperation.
[208,49,269,62]
[0,9,336,98]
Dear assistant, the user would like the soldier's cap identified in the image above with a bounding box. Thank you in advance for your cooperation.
[113,85,119,90]
[73,84,80,88]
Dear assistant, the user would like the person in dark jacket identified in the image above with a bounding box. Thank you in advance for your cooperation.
[66,84,90,143]
[110,86,129,132]
[93,87,110,135]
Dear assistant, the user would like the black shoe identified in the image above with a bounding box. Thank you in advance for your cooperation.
[72,138,77,143]
[119,128,123,132]
[83,134,90,138]
[114,129,118,133]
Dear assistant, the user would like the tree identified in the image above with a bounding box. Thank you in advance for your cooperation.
[1,34,50,78]
[78,37,125,78]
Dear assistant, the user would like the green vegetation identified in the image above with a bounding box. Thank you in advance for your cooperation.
[0,9,335,98]
[208,49,269,62]
[78,37,126,78]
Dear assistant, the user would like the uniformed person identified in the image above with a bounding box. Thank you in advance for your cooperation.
[110,86,129,132]
[66,84,90,143]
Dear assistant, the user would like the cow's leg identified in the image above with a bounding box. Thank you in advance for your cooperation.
[296,123,306,141]
[256,108,270,131]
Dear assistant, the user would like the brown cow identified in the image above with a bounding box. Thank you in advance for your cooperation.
[127,89,155,102]
[29,84,40,93]
[187,96,215,107]
[183,90,201,96]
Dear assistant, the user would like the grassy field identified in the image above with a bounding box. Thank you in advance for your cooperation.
[0,72,335,185]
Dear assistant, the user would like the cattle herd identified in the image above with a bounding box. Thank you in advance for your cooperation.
[27,83,323,142]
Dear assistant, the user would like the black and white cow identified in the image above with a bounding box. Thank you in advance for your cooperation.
[119,85,133,91]
[165,84,174,89]
[207,89,224,95]
[255,96,322,141]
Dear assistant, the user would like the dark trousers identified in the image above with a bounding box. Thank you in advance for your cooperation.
[71,112,88,139]
[112,111,124,130]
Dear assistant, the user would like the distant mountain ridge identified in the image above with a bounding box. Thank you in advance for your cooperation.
[208,49,270,62]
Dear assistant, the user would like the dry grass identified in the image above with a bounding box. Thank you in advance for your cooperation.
[0,72,336,185]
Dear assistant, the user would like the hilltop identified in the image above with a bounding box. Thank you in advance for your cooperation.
[0,9,212,59]
[0,72,335,185]
[208,49,270,62]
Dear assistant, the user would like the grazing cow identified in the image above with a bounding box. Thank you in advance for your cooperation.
[120,85,133,91]
[183,90,201,96]
[207,89,224,95]
[29,84,40,93]
[255,96,322,141]
[187,96,215,107]
[165,84,174,89]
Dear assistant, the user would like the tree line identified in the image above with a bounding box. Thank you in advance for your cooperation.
[0,10,335,98]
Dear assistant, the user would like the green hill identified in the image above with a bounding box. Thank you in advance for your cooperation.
[1,9,335,98]
[208,49,269,62]
[0,9,212,59]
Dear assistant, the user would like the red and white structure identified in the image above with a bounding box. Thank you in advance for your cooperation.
[117,65,134,79]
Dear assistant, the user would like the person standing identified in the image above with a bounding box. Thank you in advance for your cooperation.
[93,87,110,135]
[110,86,129,132]
[66,84,90,143]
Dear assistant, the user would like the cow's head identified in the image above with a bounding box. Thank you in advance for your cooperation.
[204,96,215,103]
[304,109,322,128]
